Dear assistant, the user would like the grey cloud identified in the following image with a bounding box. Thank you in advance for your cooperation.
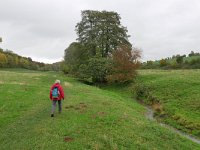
[0,0,200,63]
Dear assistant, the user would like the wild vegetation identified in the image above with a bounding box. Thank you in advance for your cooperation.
[63,10,141,84]
[133,69,200,138]
[0,69,199,149]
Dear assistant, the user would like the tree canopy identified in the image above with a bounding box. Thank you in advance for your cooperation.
[76,10,131,57]
[64,10,141,83]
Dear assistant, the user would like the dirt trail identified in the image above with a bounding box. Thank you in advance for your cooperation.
[145,107,200,145]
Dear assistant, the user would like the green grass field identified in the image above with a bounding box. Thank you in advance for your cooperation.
[137,70,200,138]
[0,69,199,149]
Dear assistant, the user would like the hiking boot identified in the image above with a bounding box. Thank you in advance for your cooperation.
[51,114,54,117]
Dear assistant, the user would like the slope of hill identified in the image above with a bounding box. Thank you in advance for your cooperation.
[0,69,199,149]
[136,70,200,139]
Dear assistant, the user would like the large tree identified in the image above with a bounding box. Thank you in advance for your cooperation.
[76,10,131,57]
[64,10,141,83]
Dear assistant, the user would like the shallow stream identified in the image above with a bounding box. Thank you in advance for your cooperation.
[145,106,200,144]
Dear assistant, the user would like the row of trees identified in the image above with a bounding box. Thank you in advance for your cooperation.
[171,51,200,59]
[0,49,38,69]
[63,10,141,83]
[142,51,200,69]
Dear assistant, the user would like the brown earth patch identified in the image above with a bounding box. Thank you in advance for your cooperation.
[64,137,74,142]
[65,103,88,112]
[65,105,74,109]
[79,103,87,108]
[74,107,81,110]
[75,103,88,110]
[152,103,163,113]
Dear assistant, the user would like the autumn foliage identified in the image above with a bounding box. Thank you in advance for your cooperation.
[106,45,141,83]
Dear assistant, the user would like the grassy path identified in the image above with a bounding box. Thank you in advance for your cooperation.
[0,69,199,149]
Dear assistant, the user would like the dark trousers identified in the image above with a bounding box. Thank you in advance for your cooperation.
[51,100,62,114]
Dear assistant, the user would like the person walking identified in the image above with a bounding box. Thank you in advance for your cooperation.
[50,79,65,117]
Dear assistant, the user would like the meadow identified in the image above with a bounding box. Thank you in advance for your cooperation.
[137,69,200,138]
[0,69,199,149]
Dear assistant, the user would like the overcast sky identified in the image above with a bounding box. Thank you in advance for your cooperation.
[0,0,200,63]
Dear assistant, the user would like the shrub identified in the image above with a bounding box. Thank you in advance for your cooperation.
[106,45,141,83]
[131,83,150,101]
[176,56,183,64]
[132,83,160,105]
[78,57,109,83]
[159,59,168,67]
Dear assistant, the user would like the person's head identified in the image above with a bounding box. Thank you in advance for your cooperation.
[55,79,60,84]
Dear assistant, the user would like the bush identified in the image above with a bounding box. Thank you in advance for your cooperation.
[106,45,141,83]
[159,59,168,67]
[132,83,159,104]
[132,83,150,100]
[176,56,183,64]
[78,57,109,83]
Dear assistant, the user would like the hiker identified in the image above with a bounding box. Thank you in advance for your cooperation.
[50,79,65,117]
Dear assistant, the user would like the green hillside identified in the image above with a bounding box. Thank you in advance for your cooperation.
[0,69,199,149]
[137,70,200,138]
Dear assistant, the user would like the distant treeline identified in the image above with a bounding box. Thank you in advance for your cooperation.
[0,48,60,71]
[141,51,200,69]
